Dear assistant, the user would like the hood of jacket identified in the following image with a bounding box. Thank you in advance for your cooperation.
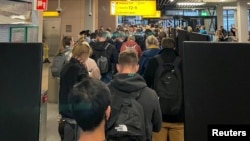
[92,41,110,51]
[123,40,138,47]
[142,48,161,58]
[110,73,147,93]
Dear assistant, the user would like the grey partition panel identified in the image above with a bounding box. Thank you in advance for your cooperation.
[0,43,43,141]
[177,29,187,57]
[183,42,250,141]
[189,32,210,41]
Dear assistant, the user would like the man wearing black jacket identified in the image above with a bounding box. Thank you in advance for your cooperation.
[90,31,118,83]
[108,50,162,141]
[143,37,184,141]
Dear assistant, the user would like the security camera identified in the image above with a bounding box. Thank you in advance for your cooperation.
[89,12,92,16]
[56,7,62,13]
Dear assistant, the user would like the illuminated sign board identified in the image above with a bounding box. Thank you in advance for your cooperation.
[110,0,156,16]
[201,11,209,16]
[36,0,47,11]
[43,11,59,17]
[142,10,161,18]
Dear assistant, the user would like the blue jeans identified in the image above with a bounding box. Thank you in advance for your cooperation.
[101,71,112,84]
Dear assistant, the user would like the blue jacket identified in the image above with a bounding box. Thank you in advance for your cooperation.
[138,48,161,75]
[199,29,207,34]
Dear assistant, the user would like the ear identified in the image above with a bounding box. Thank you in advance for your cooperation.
[116,64,121,73]
[105,106,111,120]
[135,64,139,72]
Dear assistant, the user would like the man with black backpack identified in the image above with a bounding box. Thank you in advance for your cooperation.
[90,31,118,83]
[106,50,162,141]
[143,37,184,141]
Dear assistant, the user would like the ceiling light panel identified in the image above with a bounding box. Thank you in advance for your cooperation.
[176,2,206,6]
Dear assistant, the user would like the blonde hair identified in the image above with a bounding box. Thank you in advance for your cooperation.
[146,35,159,48]
[82,41,93,56]
[187,26,193,32]
[127,35,135,41]
[72,37,91,58]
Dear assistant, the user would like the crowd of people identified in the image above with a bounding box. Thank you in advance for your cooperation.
[50,22,241,141]
[214,25,238,42]
[55,24,187,141]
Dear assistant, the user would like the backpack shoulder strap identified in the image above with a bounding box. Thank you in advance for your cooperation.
[62,48,69,54]
[155,55,164,65]
[130,87,147,140]
[172,56,182,83]
[132,45,137,48]
[154,55,170,90]
[104,43,110,50]
[102,43,110,58]
[173,56,181,67]
[125,44,137,48]
[106,85,127,129]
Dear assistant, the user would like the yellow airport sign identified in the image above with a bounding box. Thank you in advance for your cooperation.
[43,11,59,17]
[143,10,161,18]
[110,0,156,16]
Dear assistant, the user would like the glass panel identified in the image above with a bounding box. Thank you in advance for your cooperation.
[223,10,228,31]
[118,16,123,25]
[209,9,217,16]
[165,10,183,16]
[183,10,199,16]
[223,10,235,31]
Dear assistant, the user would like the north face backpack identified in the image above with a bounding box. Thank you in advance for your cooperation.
[50,52,67,77]
[154,55,182,115]
[96,43,110,74]
[106,86,146,141]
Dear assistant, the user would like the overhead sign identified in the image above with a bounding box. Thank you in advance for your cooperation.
[43,11,59,17]
[143,10,161,18]
[110,0,156,16]
[35,0,47,11]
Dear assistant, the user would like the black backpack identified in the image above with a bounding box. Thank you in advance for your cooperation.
[154,55,182,115]
[106,86,146,141]
[96,43,110,74]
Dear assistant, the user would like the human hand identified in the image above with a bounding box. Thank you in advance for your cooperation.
[76,57,85,64]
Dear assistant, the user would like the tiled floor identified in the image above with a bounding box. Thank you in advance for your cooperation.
[42,62,61,141]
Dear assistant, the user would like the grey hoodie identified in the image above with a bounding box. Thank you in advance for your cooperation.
[108,73,162,141]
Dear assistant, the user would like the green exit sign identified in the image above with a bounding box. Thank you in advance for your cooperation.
[201,12,208,16]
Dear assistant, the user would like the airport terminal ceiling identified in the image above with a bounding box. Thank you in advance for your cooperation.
[157,0,250,10]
